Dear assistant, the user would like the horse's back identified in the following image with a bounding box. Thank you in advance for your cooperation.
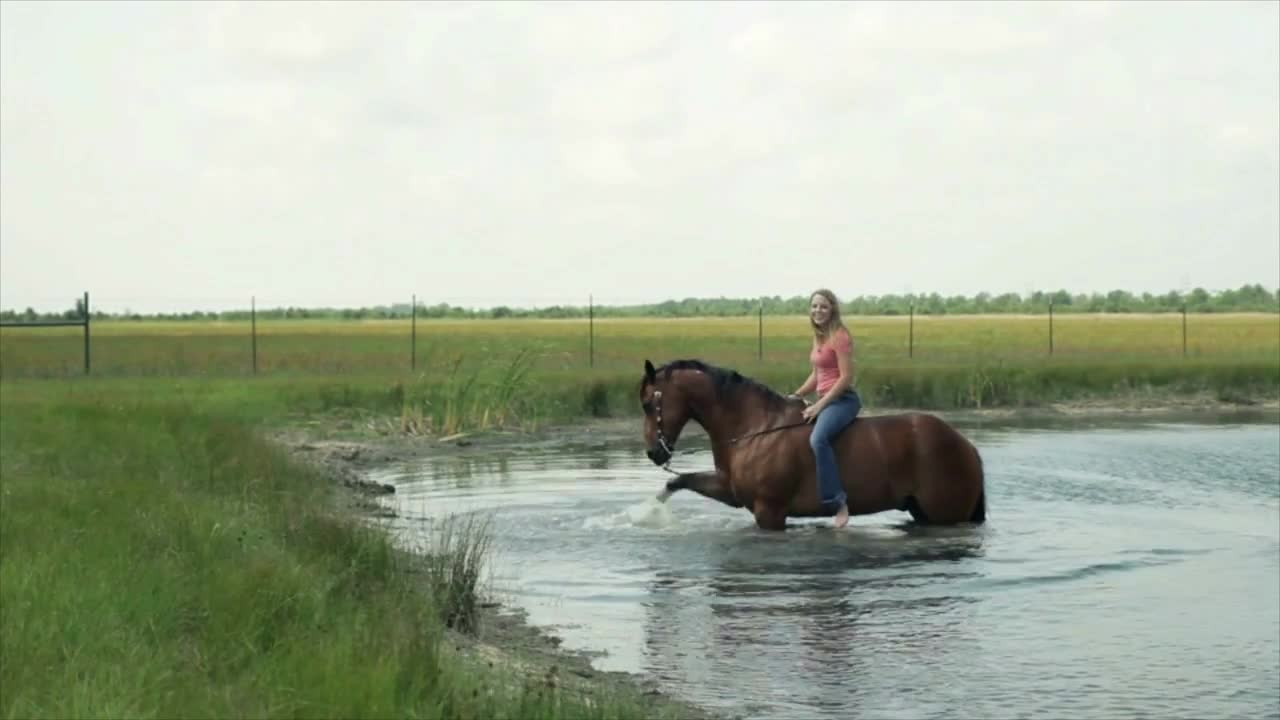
[834,413,929,492]
[837,411,985,521]
[843,411,976,456]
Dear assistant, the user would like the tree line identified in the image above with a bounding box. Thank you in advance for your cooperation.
[3,284,1277,323]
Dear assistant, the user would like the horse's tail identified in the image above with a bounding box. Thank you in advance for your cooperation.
[968,449,987,524]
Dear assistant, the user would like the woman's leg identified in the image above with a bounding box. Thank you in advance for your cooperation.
[809,392,862,520]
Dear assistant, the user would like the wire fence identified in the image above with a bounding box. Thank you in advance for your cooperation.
[1,292,1276,379]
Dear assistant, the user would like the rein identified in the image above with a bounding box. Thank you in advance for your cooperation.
[727,421,811,446]
[651,387,811,474]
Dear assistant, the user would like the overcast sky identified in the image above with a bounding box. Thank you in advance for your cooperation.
[2,1,1277,313]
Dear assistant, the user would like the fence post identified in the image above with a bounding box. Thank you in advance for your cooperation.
[589,294,594,368]
[1049,301,1054,356]
[757,300,763,361]
[411,294,417,371]
[83,291,90,375]
[908,304,914,359]
[1182,304,1187,357]
[251,296,257,375]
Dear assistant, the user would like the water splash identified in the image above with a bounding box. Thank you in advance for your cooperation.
[583,497,676,530]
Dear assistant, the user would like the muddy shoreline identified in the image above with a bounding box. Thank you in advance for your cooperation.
[269,396,1277,719]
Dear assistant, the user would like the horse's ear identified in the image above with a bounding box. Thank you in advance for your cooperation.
[644,359,656,383]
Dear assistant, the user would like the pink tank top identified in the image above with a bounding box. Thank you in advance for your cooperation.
[810,327,853,396]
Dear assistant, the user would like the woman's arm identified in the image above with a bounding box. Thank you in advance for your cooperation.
[792,339,819,397]
[792,370,816,397]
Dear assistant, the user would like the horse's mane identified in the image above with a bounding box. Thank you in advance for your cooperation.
[653,359,792,413]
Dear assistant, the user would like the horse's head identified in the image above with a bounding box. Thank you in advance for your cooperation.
[639,359,693,466]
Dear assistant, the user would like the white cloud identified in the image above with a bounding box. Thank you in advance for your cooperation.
[560,138,640,185]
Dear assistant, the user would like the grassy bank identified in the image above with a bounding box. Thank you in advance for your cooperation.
[0,382,698,719]
[4,350,1274,441]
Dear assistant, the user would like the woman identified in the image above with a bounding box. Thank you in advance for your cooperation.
[789,288,861,529]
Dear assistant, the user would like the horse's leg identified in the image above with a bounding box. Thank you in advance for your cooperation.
[903,496,930,524]
[752,499,787,531]
[907,419,986,525]
[664,471,741,508]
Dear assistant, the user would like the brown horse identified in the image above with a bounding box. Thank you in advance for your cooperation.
[639,359,986,531]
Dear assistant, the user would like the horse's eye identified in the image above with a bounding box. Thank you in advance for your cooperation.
[642,401,653,414]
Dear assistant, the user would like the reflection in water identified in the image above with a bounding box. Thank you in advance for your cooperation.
[641,530,987,716]
[414,454,513,485]
[413,446,619,485]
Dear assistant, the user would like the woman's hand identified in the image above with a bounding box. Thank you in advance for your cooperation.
[802,402,823,423]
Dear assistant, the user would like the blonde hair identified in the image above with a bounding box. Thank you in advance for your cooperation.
[809,288,848,343]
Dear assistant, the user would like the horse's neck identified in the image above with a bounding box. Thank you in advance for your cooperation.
[690,388,778,447]
[675,379,739,443]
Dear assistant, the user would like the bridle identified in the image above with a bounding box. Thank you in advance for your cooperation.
[649,389,680,475]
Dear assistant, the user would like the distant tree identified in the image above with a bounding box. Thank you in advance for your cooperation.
[1104,290,1134,313]
[1187,287,1210,310]
[946,295,975,314]
[13,284,1275,322]
[921,292,946,315]
[990,292,1022,312]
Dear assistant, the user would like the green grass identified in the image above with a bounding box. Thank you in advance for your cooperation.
[0,383,692,719]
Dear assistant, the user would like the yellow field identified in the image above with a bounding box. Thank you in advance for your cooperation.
[1,313,1275,379]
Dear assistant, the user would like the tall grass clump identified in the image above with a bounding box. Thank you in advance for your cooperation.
[409,513,495,634]
[399,349,540,435]
[582,380,612,417]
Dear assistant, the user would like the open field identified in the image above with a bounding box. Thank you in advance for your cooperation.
[2,313,1277,378]
[3,314,1276,426]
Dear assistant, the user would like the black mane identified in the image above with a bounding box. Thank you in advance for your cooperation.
[653,358,792,412]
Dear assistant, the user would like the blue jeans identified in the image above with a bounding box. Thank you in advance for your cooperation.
[809,390,861,513]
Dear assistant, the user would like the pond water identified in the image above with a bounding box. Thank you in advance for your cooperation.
[371,415,1280,720]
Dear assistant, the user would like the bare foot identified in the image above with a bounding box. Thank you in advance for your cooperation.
[834,504,849,529]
